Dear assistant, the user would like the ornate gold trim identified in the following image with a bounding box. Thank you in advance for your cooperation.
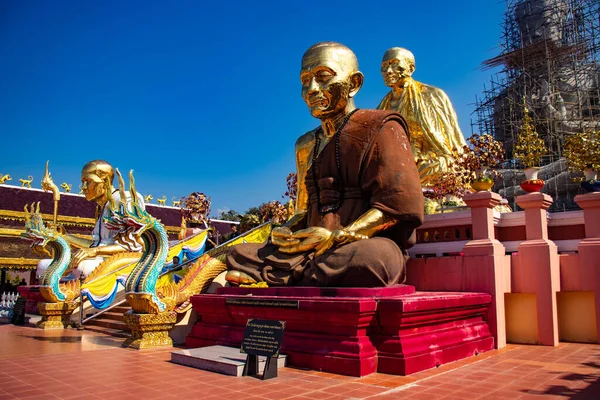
[0,209,96,227]
[0,227,24,237]
[0,209,180,233]
[0,227,92,240]
[0,257,39,270]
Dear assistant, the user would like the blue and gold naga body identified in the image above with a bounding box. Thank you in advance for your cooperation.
[105,170,171,313]
[105,170,243,315]
[21,202,79,303]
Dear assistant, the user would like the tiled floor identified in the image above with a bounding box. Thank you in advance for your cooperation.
[1,324,600,399]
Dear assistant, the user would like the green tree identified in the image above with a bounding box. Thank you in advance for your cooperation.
[217,209,242,222]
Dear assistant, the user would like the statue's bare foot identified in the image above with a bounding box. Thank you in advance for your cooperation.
[225,270,257,286]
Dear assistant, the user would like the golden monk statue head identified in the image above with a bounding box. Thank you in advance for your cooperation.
[81,160,114,205]
[381,47,415,89]
[300,42,364,123]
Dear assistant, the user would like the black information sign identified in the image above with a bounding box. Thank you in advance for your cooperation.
[11,297,27,326]
[241,319,286,380]
[226,298,299,309]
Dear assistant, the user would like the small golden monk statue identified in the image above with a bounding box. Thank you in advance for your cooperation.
[377,47,467,186]
[226,42,423,287]
[37,160,145,279]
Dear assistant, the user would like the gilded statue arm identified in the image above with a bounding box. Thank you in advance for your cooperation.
[71,243,128,266]
[331,208,397,243]
[62,233,93,249]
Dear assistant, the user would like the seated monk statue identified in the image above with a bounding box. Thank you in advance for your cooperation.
[37,160,145,279]
[226,42,424,287]
[377,47,467,187]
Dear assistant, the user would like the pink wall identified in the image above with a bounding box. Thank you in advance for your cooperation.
[406,192,600,347]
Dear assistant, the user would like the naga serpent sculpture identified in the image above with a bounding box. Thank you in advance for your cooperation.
[104,169,170,313]
[21,202,79,303]
[105,169,269,315]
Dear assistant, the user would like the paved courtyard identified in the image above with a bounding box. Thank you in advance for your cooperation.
[1,324,599,399]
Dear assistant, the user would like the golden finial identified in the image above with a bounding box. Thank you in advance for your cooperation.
[116,168,127,208]
[129,170,137,205]
[105,172,116,211]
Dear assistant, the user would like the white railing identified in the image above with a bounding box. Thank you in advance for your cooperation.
[0,292,19,318]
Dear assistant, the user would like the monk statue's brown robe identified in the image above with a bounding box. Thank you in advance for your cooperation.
[227,110,424,287]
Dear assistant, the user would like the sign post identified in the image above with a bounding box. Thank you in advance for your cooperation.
[240,319,285,380]
[11,296,27,326]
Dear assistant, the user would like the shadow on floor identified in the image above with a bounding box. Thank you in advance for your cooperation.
[22,335,81,343]
[19,334,124,348]
[523,372,600,399]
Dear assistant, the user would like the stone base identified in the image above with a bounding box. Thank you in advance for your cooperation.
[37,301,78,330]
[122,310,177,350]
[186,285,494,377]
[171,345,287,376]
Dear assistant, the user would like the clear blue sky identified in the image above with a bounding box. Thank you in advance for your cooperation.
[0,0,505,216]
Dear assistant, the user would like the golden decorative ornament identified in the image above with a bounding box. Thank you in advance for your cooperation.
[0,174,12,184]
[564,131,600,174]
[471,178,495,192]
[513,104,548,168]
[19,176,33,188]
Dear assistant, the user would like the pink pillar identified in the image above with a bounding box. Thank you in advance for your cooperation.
[575,192,600,342]
[462,191,508,349]
[576,193,600,239]
[514,192,560,346]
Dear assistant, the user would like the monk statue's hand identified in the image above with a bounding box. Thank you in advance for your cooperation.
[271,226,294,247]
[72,247,98,267]
[277,227,332,254]
[314,229,369,256]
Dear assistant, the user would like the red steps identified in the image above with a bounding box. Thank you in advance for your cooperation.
[83,304,131,337]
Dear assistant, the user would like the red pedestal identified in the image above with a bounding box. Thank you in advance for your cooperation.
[186,286,494,377]
[17,285,44,315]
[376,292,494,375]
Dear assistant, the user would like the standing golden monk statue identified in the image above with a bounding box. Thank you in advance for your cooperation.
[377,47,467,186]
[225,42,423,287]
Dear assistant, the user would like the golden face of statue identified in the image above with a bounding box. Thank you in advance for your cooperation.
[80,160,114,204]
[300,43,362,120]
[381,48,415,88]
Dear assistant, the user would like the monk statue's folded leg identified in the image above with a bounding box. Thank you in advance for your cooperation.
[303,237,407,287]
[226,242,311,286]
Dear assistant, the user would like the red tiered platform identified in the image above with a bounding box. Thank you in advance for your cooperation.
[186,285,494,377]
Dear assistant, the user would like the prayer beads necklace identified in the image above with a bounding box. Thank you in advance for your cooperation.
[311,109,359,215]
